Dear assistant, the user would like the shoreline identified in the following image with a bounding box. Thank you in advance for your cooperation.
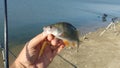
[48,22,120,68]
[0,22,120,68]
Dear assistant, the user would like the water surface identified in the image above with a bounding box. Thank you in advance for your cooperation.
[0,0,120,45]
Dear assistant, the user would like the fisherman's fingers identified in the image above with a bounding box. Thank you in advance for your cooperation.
[28,32,48,48]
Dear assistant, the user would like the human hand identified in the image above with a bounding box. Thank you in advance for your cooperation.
[10,32,65,68]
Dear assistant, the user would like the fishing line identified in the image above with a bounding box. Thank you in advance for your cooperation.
[58,54,77,68]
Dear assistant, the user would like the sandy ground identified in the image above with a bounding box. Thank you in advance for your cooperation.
[48,22,120,68]
[0,23,120,68]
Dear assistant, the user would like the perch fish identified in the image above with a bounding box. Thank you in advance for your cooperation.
[40,22,80,56]
[43,22,79,46]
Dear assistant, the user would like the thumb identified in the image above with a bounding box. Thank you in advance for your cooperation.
[28,32,48,48]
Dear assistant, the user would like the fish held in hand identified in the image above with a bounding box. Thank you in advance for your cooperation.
[43,22,80,47]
